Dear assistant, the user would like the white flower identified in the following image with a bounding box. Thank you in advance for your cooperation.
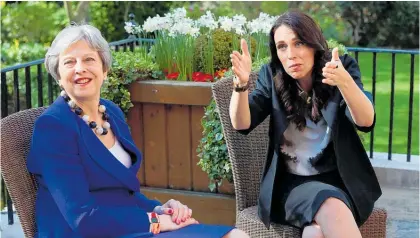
[172,7,187,20]
[188,27,200,37]
[232,14,247,27]
[246,13,277,35]
[169,18,199,37]
[157,16,172,31]
[218,16,233,32]
[124,22,135,34]
[142,16,158,32]
[134,25,143,34]
[197,11,218,30]
[142,15,172,33]
[232,14,247,36]
[235,27,245,36]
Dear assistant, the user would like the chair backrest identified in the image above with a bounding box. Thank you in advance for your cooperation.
[1,107,47,238]
[212,73,270,213]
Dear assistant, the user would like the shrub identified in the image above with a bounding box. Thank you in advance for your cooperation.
[197,56,270,191]
[194,29,257,73]
[102,50,162,116]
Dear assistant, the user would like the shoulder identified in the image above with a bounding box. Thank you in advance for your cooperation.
[35,96,77,130]
[340,54,360,70]
[259,63,274,78]
[340,54,361,78]
[255,63,274,87]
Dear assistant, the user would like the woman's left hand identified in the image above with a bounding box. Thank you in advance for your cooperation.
[154,199,192,225]
[321,47,353,88]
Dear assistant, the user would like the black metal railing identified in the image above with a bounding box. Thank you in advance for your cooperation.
[1,40,418,225]
[347,47,418,162]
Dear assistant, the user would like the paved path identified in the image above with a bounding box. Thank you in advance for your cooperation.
[1,186,418,237]
[375,186,419,238]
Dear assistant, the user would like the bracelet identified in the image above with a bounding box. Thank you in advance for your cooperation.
[149,212,161,234]
[233,75,250,92]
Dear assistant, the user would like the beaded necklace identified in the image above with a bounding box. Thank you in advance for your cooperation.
[61,91,110,136]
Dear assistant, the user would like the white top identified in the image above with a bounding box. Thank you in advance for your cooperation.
[280,117,336,176]
[109,139,132,168]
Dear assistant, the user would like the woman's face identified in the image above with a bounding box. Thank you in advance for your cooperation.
[274,25,315,81]
[58,40,107,102]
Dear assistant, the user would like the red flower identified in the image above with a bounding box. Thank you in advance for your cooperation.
[166,72,179,80]
[192,72,214,82]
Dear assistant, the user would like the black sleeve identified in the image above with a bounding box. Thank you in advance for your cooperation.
[237,64,273,135]
[340,54,376,133]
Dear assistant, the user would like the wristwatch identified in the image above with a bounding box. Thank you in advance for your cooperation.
[149,212,161,234]
[233,75,250,92]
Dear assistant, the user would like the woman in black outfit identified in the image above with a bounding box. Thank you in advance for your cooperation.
[229,11,382,238]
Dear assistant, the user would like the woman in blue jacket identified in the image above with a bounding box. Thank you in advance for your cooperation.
[27,23,248,238]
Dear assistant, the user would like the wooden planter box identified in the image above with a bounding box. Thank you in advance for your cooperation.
[127,80,236,225]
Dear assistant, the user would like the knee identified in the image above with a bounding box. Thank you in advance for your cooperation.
[315,197,351,222]
[223,228,249,238]
[302,224,324,238]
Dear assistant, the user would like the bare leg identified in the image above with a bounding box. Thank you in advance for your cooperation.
[223,228,250,238]
[302,223,324,238]
[314,198,361,238]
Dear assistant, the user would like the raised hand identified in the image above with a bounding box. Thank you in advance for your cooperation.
[230,39,252,84]
[322,47,352,88]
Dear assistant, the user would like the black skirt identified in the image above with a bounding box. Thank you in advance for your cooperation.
[270,169,358,229]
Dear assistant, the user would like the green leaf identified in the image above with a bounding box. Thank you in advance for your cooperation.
[208,182,216,192]
[215,133,223,141]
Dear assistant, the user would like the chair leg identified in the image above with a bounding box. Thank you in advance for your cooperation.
[7,191,14,225]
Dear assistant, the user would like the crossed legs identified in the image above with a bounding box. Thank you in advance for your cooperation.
[302,198,361,238]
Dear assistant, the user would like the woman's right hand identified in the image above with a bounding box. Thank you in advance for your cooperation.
[230,39,252,84]
[159,214,199,232]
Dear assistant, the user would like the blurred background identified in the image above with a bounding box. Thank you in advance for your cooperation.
[1,1,419,68]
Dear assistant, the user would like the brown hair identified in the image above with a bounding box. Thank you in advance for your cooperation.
[268,11,334,130]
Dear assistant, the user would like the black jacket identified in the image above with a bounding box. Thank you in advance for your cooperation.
[238,55,382,229]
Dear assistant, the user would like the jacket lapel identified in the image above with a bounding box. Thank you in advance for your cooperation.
[271,80,289,143]
[80,115,140,192]
[107,112,141,174]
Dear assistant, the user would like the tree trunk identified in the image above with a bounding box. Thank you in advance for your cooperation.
[123,2,131,22]
[64,1,90,24]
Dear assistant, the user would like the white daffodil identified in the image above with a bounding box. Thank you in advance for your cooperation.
[188,27,201,37]
[170,18,197,36]
[232,14,247,36]
[172,7,187,20]
[232,14,247,28]
[142,16,158,32]
[197,11,218,30]
[218,16,234,32]
[247,13,277,35]
[124,22,134,34]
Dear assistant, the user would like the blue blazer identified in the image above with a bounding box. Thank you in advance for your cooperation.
[27,96,161,238]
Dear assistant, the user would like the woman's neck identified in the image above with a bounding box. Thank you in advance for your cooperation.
[297,77,313,92]
[71,97,101,121]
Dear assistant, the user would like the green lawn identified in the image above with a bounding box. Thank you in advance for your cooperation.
[349,52,419,155]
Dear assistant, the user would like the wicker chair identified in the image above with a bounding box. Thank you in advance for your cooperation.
[1,107,47,238]
[212,73,387,238]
